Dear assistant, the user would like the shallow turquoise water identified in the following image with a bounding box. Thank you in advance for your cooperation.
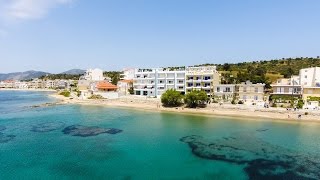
[0,91,320,179]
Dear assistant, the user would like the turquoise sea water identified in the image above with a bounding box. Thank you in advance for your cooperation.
[1,91,320,179]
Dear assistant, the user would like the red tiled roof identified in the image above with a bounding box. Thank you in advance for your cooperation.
[96,81,117,89]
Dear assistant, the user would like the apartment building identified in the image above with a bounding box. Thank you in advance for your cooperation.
[299,67,320,101]
[133,68,185,97]
[213,84,236,101]
[120,68,135,80]
[185,66,220,96]
[299,67,320,87]
[271,76,301,96]
[81,68,104,81]
[237,80,265,104]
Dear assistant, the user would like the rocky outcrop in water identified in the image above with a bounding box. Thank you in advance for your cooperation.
[0,133,15,143]
[180,132,320,180]
[31,122,65,132]
[62,125,122,137]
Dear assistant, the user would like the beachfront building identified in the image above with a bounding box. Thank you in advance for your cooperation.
[117,79,133,96]
[94,81,119,99]
[14,81,28,89]
[78,80,94,99]
[237,80,265,105]
[133,68,186,97]
[213,84,236,102]
[299,67,320,87]
[45,80,56,89]
[298,67,320,109]
[81,68,104,81]
[185,66,220,96]
[270,76,302,97]
[28,79,44,89]
[121,68,135,80]
[0,80,15,88]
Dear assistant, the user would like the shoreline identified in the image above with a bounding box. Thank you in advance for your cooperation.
[48,94,320,124]
[0,88,57,92]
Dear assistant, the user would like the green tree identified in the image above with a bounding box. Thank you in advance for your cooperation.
[161,89,184,107]
[184,90,209,108]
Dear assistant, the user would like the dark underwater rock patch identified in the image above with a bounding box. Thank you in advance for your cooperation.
[0,133,15,143]
[31,122,65,132]
[62,125,122,137]
[256,128,269,132]
[0,126,6,131]
[180,133,320,180]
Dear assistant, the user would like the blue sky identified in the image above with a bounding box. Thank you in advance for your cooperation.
[0,0,319,73]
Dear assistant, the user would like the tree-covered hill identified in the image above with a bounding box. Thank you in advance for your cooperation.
[196,57,320,88]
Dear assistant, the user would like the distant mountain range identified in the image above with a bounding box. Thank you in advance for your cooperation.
[0,71,50,81]
[0,69,86,81]
[61,69,85,75]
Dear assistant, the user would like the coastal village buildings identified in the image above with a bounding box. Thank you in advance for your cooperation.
[270,76,302,97]
[81,68,104,81]
[271,67,320,109]
[121,68,135,80]
[299,67,320,109]
[213,84,236,102]
[94,81,119,99]
[237,81,265,105]
[133,68,186,97]
[117,80,133,96]
[185,66,220,96]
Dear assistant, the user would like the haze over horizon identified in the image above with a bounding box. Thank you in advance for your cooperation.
[1,0,319,73]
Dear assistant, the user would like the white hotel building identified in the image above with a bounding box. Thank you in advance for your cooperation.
[133,66,219,97]
[133,68,185,97]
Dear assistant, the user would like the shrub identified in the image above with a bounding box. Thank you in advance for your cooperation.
[185,90,209,108]
[161,89,184,107]
[297,99,304,109]
[305,112,309,115]
[238,100,244,104]
[271,103,277,107]
[88,95,104,99]
[231,99,236,104]
[59,91,70,97]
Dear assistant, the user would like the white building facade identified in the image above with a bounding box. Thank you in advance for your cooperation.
[133,68,186,97]
[81,68,104,81]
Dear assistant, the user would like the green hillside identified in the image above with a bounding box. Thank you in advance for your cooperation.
[197,57,320,88]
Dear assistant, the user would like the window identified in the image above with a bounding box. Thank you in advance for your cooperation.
[196,83,201,87]
[217,87,220,92]
[168,81,173,84]
[254,96,258,100]
[226,87,231,92]
[135,91,141,95]
[159,80,163,83]
[178,80,184,84]
[243,87,247,92]
[243,95,247,100]
[305,75,307,78]
[188,83,193,87]
[255,87,258,93]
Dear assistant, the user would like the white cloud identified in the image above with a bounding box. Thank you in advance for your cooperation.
[1,0,73,22]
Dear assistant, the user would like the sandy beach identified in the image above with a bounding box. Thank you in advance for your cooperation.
[48,94,320,123]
